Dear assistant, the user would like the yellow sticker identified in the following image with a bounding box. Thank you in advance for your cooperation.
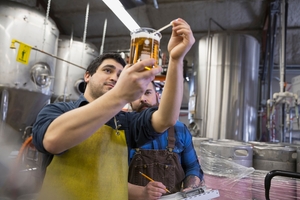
[16,43,31,64]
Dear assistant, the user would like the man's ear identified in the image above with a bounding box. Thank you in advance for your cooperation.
[84,72,90,82]
[155,92,160,104]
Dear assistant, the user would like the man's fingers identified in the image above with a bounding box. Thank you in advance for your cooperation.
[128,60,162,79]
[129,58,156,71]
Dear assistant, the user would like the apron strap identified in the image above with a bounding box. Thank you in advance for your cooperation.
[167,126,175,152]
[134,126,176,152]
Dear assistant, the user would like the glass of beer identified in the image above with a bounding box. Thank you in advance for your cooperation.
[129,28,162,69]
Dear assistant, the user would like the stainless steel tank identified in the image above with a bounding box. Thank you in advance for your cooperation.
[191,33,260,141]
[0,0,59,145]
[52,35,99,102]
[0,1,59,192]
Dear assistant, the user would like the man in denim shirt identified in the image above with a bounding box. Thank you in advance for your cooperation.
[128,82,204,200]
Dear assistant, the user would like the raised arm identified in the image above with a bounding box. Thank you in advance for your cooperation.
[38,59,161,154]
[151,18,195,133]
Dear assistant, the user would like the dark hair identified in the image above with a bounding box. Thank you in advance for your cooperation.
[86,53,126,76]
[150,81,156,91]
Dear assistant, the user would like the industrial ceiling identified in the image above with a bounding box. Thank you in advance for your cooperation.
[9,0,300,67]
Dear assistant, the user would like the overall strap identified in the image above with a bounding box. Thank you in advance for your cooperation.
[167,126,175,152]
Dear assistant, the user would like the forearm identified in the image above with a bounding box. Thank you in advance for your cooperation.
[152,18,194,133]
[152,58,184,132]
[43,89,127,154]
[183,175,202,189]
[128,183,145,200]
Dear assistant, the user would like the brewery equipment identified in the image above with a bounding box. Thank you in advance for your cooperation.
[0,0,59,145]
[0,1,59,198]
[52,36,99,102]
[200,140,253,168]
[189,33,260,141]
[252,143,297,172]
[199,140,254,200]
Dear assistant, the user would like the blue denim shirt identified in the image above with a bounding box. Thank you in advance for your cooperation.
[128,121,204,180]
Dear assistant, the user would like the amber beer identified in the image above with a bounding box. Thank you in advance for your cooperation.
[129,28,162,68]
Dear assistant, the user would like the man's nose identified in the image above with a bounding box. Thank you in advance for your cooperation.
[110,74,118,82]
[140,98,147,103]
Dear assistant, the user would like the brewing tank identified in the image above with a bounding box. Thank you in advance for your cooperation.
[0,1,59,146]
[0,1,59,197]
[191,33,260,142]
[52,36,99,102]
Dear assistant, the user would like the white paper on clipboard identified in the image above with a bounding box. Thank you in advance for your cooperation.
[159,189,220,200]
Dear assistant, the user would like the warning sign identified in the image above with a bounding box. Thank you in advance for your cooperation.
[16,43,32,65]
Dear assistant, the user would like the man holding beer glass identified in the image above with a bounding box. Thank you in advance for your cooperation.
[32,18,195,200]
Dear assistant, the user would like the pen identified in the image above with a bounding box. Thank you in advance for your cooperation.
[139,171,171,193]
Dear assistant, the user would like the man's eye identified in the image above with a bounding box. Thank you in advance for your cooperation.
[104,69,111,73]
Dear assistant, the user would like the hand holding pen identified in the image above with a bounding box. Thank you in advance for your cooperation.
[139,171,171,193]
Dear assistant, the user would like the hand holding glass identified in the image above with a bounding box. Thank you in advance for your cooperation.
[129,28,162,69]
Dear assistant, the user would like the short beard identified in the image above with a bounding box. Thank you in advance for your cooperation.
[136,101,158,112]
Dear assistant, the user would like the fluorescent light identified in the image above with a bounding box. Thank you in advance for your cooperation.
[102,0,140,32]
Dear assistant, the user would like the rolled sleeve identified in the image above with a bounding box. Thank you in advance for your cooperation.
[32,103,69,154]
[125,107,160,148]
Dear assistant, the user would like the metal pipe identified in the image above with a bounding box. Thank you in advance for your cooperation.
[266,99,273,133]
[273,91,298,100]
[42,0,51,50]
[295,100,299,128]
[82,2,90,67]
[10,39,86,70]
[260,14,270,82]
[267,1,280,141]
[287,103,292,143]
[63,31,74,102]
[100,19,107,55]
[153,0,158,9]
[284,102,290,143]
[267,3,278,100]
[279,0,286,94]
[265,170,300,200]
[209,18,226,31]
[279,0,288,143]
[202,18,226,138]
[82,2,89,45]
[284,0,288,93]
[0,89,9,122]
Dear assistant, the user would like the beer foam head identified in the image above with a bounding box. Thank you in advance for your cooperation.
[131,28,161,42]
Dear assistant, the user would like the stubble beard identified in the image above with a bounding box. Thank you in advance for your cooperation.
[90,84,106,100]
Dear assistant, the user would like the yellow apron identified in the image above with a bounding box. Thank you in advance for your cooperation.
[37,125,128,200]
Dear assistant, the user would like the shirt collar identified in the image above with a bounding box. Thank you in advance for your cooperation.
[75,94,89,107]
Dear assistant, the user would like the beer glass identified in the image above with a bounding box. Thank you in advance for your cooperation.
[129,28,162,68]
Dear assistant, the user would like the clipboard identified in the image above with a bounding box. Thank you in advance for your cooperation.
[159,187,220,200]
